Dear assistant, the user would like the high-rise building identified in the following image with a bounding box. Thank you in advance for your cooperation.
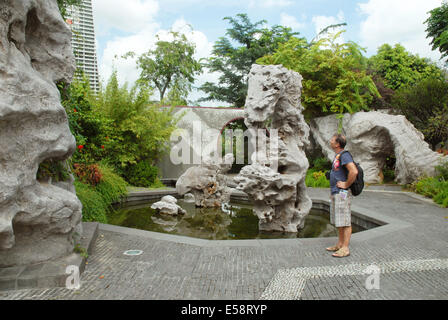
[65,0,100,93]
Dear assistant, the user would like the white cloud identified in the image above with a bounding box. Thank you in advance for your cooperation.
[280,13,305,30]
[311,10,345,43]
[98,18,222,105]
[312,10,345,35]
[249,0,293,8]
[358,0,442,62]
[92,0,159,34]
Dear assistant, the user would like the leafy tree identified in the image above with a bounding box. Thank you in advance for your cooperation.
[368,44,445,90]
[258,31,380,120]
[425,2,448,63]
[199,13,301,107]
[93,71,180,175]
[367,73,396,110]
[391,78,448,149]
[126,31,202,103]
[57,0,81,19]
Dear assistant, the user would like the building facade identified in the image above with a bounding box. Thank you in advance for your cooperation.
[66,0,100,93]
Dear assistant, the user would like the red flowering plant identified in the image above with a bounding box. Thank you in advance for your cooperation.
[72,162,103,186]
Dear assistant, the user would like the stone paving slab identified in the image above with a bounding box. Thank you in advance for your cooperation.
[0,188,447,300]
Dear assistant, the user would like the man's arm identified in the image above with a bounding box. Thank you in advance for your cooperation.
[336,162,358,190]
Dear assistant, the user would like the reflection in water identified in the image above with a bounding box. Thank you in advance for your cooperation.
[109,200,364,240]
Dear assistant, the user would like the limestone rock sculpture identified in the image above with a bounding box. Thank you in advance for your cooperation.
[310,111,447,184]
[151,196,186,215]
[234,64,312,233]
[176,154,234,207]
[0,0,82,267]
[183,193,195,203]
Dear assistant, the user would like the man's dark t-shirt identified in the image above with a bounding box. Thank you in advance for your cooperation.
[330,151,354,195]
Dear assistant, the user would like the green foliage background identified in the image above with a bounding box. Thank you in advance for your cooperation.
[391,78,448,148]
[368,44,445,90]
[258,31,380,120]
[199,14,301,107]
[125,31,202,104]
[411,161,448,208]
[425,2,448,62]
[48,69,179,223]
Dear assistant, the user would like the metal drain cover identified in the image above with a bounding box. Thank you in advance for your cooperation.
[123,250,143,256]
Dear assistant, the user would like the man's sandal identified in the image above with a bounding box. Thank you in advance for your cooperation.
[326,246,340,252]
[332,247,350,258]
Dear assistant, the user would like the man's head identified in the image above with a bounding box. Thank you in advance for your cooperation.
[330,134,346,152]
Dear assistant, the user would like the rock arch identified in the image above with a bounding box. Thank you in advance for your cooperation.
[310,111,447,184]
[157,106,245,179]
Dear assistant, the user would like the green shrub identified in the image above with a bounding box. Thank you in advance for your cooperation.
[74,164,129,223]
[415,177,440,198]
[37,159,70,182]
[74,180,108,223]
[433,185,448,208]
[391,78,448,148]
[125,161,159,187]
[305,169,330,188]
[383,169,396,183]
[435,161,448,181]
[149,177,167,189]
[311,157,331,171]
[95,164,128,205]
[413,176,448,208]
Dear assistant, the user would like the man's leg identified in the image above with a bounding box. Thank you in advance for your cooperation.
[338,227,344,247]
[341,226,352,249]
[332,192,352,257]
[327,195,342,251]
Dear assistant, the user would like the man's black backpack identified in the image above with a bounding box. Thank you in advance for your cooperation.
[341,151,364,196]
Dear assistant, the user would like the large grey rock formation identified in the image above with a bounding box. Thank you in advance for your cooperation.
[234,64,312,233]
[176,154,235,207]
[310,111,447,184]
[0,0,82,267]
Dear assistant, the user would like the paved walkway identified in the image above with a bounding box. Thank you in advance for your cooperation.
[0,188,447,300]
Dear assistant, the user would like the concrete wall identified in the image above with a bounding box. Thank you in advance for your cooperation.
[157,106,245,179]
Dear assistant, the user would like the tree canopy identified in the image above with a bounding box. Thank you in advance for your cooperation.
[199,13,301,107]
[93,71,179,170]
[425,2,448,63]
[126,31,202,104]
[368,44,445,90]
[392,78,448,149]
[258,31,380,120]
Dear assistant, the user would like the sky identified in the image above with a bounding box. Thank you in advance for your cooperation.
[91,0,445,106]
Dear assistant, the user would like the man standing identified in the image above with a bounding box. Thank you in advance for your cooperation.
[326,134,358,258]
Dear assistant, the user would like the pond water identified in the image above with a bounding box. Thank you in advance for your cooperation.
[109,200,365,240]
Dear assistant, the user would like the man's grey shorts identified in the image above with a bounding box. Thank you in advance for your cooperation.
[330,190,353,227]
